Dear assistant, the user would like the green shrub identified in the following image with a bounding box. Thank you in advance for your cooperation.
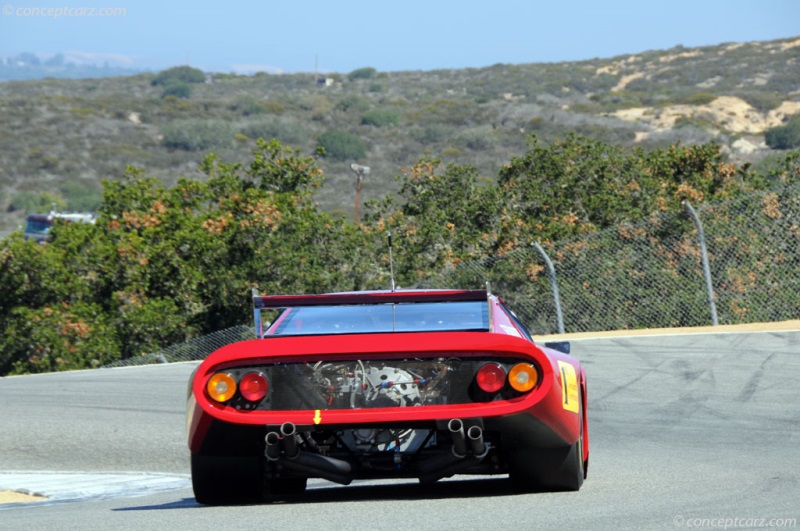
[348,67,377,81]
[455,126,496,151]
[361,109,399,127]
[60,180,102,211]
[420,99,476,126]
[298,94,332,120]
[241,117,308,146]
[152,66,205,86]
[8,191,65,213]
[161,80,192,99]
[260,100,286,114]
[411,124,453,144]
[230,96,267,116]
[678,92,717,106]
[27,147,60,170]
[161,119,234,151]
[765,116,800,150]
[336,95,369,113]
[317,130,367,160]
[742,92,784,113]
[1,303,121,374]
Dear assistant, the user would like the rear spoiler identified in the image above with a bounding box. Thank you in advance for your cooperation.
[251,289,489,338]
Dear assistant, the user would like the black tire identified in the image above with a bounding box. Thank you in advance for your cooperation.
[509,392,585,492]
[508,438,583,492]
[191,454,263,505]
[264,477,307,501]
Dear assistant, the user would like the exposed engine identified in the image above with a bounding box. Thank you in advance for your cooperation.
[309,359,451,409]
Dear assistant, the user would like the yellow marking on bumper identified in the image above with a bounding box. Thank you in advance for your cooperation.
[557,361,579,413]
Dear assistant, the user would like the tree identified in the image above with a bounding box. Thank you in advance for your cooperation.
[161,80,192,99]
[348,67,377,81]
[0,140,383,375]
[495,134,746,249]
[364,156,501,285]
[152,65,205,86]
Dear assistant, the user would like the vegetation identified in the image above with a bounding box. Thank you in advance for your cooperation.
[151,65,206,86]
[161,81,192,99]
[2,37,799,236]
[765,116,800,149]
[1,37,800,373]
[361,109,400,127]
[162,119,235,151]
[348,67,377,81]
[2,136,798,375]
[317,130,368,160]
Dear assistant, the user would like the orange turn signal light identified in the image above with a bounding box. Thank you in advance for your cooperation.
[207,372,237,402]
[508,363,539,392]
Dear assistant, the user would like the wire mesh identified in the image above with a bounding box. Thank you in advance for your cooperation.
[102,325,255,368]
[425,182,800,334]
[108,182,800,365]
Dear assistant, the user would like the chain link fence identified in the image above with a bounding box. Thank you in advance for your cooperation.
[424,182,800,335]
[102,325,254,368]
[108,182,799,368]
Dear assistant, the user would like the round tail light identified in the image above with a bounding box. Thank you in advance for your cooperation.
[508,363,539,392]
[476,363,506,393]
[239,371,268,402]
[207,373,236,403]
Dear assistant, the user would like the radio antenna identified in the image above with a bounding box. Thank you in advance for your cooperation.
[387,231,396,292]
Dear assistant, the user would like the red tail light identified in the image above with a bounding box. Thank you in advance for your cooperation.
[239,371,268,402]
[475,363,506,393]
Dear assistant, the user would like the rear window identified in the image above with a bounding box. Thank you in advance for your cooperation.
[25,219,52,234]
[269,301,488,336]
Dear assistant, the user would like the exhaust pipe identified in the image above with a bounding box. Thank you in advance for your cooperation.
[280,422,299,458]
[265,431,281,461]
[418,420,489,484]
[448,418,467,458]
[467,425,487,458]
[280,452,354,485]
[419,455,481,484]
[265,422,354,485]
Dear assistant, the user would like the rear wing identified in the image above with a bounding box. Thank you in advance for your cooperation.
[251,289,489,339]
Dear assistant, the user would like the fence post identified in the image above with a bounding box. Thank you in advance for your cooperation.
[682,201,719,326]
[532,242,565,334]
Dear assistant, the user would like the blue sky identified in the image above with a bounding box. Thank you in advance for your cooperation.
[1,0,798,73]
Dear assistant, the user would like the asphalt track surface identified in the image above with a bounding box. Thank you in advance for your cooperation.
[1,330,798,530]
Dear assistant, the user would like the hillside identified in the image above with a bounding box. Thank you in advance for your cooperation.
[1,36,799,236]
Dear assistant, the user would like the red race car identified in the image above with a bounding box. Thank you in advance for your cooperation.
[187,288,589,504]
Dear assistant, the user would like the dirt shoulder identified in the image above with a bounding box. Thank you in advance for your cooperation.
[0,490,47,504]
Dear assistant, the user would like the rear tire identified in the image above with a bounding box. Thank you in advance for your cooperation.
[264,476,307,500]
[508,438,583,492]
[191,454,263,505]
[509,390,585,492]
